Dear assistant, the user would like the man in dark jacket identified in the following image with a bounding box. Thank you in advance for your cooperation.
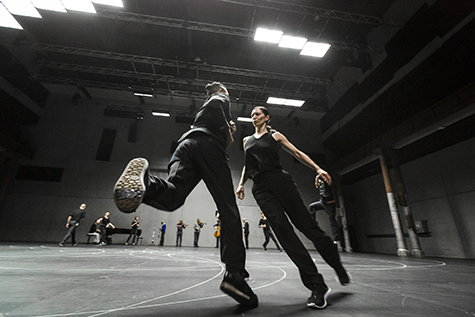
[113,82,257,308]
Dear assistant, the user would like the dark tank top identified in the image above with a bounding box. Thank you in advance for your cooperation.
[244,132,282,179]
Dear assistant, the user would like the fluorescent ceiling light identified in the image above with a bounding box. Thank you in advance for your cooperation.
[152,111,170,117]
[0,4,23,29]
[134,92,154,98]
[254,28,283,44]
[61,0,97,13]
[267,97,286,105]
[91,0,124,7]
[267,97,305,107]
[300,42,331,57]
[2,0,42,18]
[278,35,307,50]
[237,117,253,122]
[30,0,67,12]
[284,99,305,107]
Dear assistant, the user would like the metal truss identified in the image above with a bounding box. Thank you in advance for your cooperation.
[218,0,403,27]
[31,75,328,112]
[36,61,330,100]
[28,43,331,85]
[96,9,382,54]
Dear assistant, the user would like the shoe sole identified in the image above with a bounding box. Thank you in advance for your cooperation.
[307,287,331,309]
[220,281,258,308]
[113,158,148,213]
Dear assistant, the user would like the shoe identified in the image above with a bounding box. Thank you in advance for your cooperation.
[335,267,351,286]
[220,271,258,308]
[307,285,331,309]
[125,243,128,245]
[59,243,64,247]
[73,242,78,246]
[113,158,149,213]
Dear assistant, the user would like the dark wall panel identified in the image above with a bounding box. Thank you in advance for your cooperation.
[96,128,117,161]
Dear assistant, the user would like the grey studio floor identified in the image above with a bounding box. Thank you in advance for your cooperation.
[0,243,474,317]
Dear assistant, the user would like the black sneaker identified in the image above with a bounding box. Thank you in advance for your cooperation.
[220,271,258,309]
[113,158,149,213]
[307,285,331,309]
[335,267,351,286]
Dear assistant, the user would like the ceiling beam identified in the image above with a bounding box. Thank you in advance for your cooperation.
[23,43,331,85]
[218,0,403,27]
[96,9,382,53]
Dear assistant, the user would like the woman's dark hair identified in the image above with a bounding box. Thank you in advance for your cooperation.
[205,82,226,95]
[252,106,276,133]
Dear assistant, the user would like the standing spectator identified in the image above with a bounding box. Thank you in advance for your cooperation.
[193,218,206,247]
[176,220,187,247]
[258,213,282,252]
[159,221,166,246]
[214,219,221,248]
[242,218,250,250]
[126,216,140,245]
[59,203,87,247]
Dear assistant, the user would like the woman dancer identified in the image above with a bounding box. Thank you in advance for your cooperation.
[236,106,350,309]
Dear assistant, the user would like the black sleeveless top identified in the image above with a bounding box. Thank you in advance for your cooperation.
[244,132,283,179]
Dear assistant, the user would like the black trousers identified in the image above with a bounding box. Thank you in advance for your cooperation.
[309,200,340,241]
[143,135,246,274]
[263,230,281,250]
[252,170,344,290]
[159,231,165,246]
[60,220,78,245]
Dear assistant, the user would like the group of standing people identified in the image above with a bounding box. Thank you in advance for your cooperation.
[112,82,349,310]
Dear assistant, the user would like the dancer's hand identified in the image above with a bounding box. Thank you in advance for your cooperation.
[236,185,245,200]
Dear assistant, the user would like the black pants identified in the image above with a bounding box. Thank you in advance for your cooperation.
[60,220,78,245]
[252,170,344,290]
[263,230,281,250]
[194,231,200,246]
[309,200,340,241]
[176,231,183,246]
[126,228,138,244]
[99,226,107,244]
[159,231,165,246]
[243,233,249,249]
[143,135,246,274]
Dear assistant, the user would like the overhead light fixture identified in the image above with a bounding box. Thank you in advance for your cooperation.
[284,99,305,107]
[267,97,286,105]
[30,0,67,12]
[134,92,154,98]
[152,111,170,117]
[91,0,124,7]
[267,97,305,107]
[61,0,97,14]
[254,27,283,44]
[300,42,331,57]
[237,117,253,122]
[2,0,42,18]
[0,4,23,29]
[278,35,308,50]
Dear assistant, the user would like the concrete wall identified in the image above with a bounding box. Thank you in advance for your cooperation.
[0,91,330,249]
[343,137,475,259]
